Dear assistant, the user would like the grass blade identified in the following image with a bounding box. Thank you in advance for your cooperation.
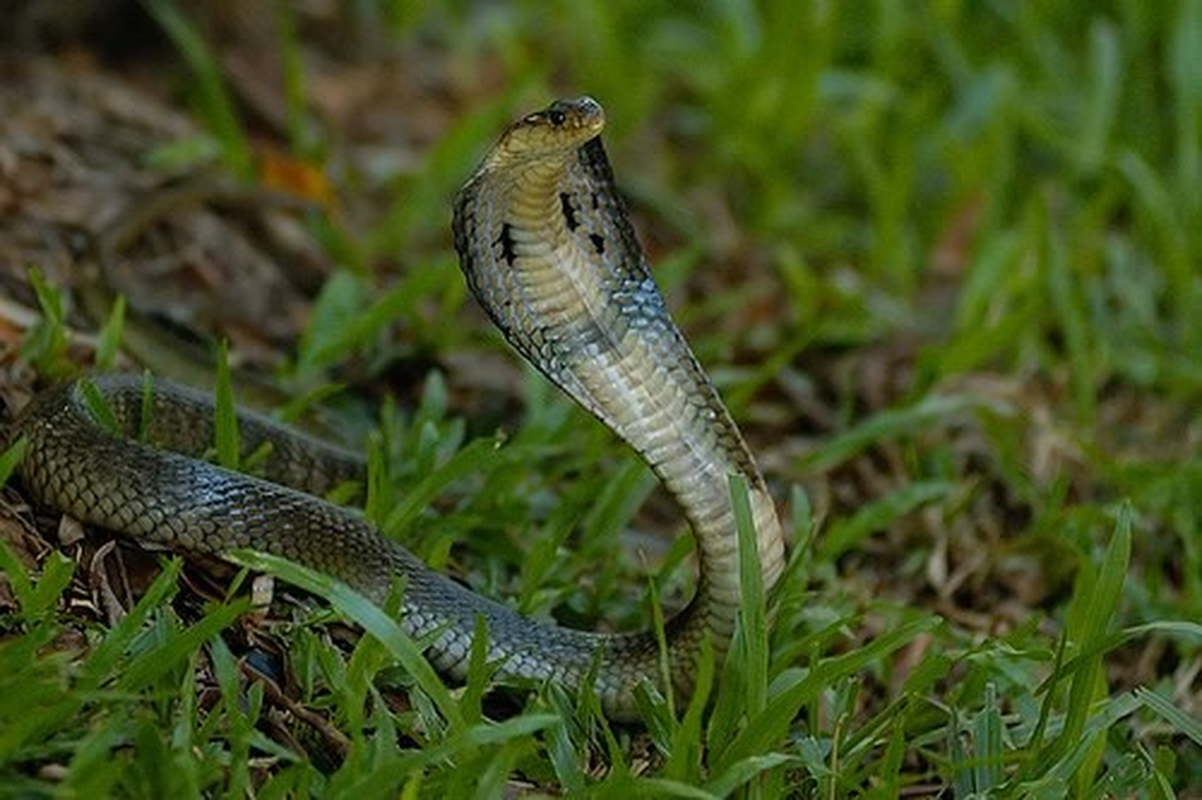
[0,436,26,488]
[142,0,253,177]
[95,295,126,371]
[1134,686,1202,748]
[213,341,240,469]
[228,549,462,729]
[715,614,940,773]
[730,474,768,720]
[1058,503,1133,791]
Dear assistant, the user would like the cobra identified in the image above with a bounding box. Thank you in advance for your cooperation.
[16,97,786,720]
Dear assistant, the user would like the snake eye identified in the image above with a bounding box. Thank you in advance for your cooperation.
[548,109,566,126]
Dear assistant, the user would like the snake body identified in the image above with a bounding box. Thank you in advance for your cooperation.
[16,97,786,719]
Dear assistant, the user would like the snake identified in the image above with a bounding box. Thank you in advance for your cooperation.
[15,97,786,720]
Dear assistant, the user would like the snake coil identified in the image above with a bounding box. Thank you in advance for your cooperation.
[16,97,786,720]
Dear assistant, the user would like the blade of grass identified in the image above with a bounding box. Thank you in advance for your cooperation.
[1060,502,1133,792]
[973,682,1004,794]
[662,637,714,782]
[798,394,977,473]
[1133,686,1202,748]
[95,294,126,371]
[818,480,952,563]
[646,558,676,725]
[1041,195,1095,423]
[274,3,318,158]
[731,474,768,719]
[949,708,974,798]
[543,685,588,794]
[142,0,253,178]
[115,597,248,692]
[213,341,240,470]
[78,379,119,433]
[0,539,74,627]
[228,549,463,729]
[460,614,498,725]
[715,614,940,773]
[23,551,76,625]
[380,434,510,537]
[1076,20,1121,174]
[0,436,26,487]
[706,754,797,798]
[79,559,185,686]
[21,268,71,377]
[138,370,155,441]
[294,266,458,379]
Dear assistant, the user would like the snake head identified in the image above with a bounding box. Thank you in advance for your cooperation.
[485,96,606,169]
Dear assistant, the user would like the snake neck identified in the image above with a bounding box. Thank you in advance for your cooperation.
[454,138,786,641]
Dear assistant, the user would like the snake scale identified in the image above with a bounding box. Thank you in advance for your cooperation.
[15,97,786,720]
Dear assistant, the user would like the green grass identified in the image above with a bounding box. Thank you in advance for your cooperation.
[1,0,1199,796]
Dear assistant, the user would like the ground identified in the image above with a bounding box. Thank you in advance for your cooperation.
[0,2,1198,797]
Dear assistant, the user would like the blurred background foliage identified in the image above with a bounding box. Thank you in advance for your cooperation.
[1,0,1199,795]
